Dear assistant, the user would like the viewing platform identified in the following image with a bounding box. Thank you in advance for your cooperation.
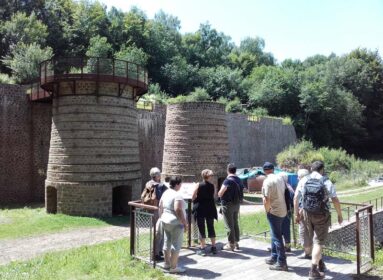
[28,57,148,102]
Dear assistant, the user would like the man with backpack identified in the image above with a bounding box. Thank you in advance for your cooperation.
[141,167,168,261]
[294,161,343,280]
[218,163,243,251]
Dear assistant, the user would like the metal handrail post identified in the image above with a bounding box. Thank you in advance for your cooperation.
[356,210,361,275]
[130,204,135,256]
[188,199,192,247]
[153,215,157,268]
[368,207,375,262]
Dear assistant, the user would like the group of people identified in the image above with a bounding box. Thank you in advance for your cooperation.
[141,160,343,280]
[262,160,343,280]
[141,164,243,273]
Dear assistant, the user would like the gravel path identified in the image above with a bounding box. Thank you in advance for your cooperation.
[0,225,129,266]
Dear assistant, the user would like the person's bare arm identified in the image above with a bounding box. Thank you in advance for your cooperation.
[293,191,300,223]
[192,183,199,201]
[263,196,271,213]
[218,184,227,198]
[331,196,343,225]
[159,199,164,216]
[174,200,188,227]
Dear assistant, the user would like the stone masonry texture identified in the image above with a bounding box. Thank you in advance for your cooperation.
[161,102,230,185]
[1,84,297,210]
[45,81,141,216]
[0,84,51,204]
[227,113,297,166]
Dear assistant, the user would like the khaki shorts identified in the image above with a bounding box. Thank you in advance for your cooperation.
[302,210,330,246]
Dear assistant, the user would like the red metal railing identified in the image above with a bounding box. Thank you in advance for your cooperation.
[24,80,51,102]
[39,57,148,98]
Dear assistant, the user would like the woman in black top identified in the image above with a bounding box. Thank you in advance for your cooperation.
[192,169,218,255]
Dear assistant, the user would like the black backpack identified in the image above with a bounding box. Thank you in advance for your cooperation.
[302,176,329,214]
[284,184,293,212]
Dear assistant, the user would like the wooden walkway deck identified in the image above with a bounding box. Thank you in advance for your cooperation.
[159,237,356,280]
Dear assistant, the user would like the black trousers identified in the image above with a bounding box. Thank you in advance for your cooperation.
[196,216,216,239]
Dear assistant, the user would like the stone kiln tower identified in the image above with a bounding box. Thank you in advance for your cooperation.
[161,102,230,187]
[40,57,148,216]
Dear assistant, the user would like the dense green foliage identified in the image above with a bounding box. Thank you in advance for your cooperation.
[1,1,383,154]
[276,141,383,190]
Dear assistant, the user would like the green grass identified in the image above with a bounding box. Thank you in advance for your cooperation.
[243,194,263,204]
[370,247,383,277]
[339,188,383,205]
[214,211,269,238]
[0,205,128,240]
[0,239,171,280]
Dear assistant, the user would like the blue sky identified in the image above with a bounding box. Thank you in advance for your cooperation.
[101,0,383,62]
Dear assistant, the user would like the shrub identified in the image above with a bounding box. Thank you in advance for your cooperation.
[0,73,15,84]
[276,140,383,191]
[318,147,353,173]
[276,140,314,170]
[166,95,189,104]
[188,87,211,102]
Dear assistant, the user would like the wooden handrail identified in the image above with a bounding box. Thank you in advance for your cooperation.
[128,200,159,211]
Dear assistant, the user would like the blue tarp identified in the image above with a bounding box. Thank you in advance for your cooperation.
[237,168,298,188]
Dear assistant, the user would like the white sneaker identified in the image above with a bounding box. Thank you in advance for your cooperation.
[169,267,186,273]
[163,263,170,269]
[223,243,234,251]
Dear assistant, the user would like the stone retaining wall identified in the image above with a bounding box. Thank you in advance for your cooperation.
[1,84,297,206]
[0,84,51,204]
[327,209,383,251]
[227,114,297,166]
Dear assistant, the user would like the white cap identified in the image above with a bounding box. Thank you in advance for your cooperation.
[297,169,309,179]
[150,167,161,178]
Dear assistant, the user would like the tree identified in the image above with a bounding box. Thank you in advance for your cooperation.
[229,37,275,76]
[107,6,127,50]
[1,11,48,53]
[115,45,149,66]
[182,23,234,67]
[145,10,182,85]
[85,35,113,73]
[41,0,75,57]
[160,56,199,96]
[247,65,301,117]
[67,0,110,56]
[123,7,148,49]
[2,42,53,83]
[299,62,366,149]
[338,49,383,152]
[198,66,245,102]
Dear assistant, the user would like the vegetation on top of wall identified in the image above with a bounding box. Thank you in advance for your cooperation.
[0,73,15,84]
[166,87,211,104]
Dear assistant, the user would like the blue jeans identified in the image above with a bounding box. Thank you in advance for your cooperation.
[282,212,291,244]
[267,212,287,265]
